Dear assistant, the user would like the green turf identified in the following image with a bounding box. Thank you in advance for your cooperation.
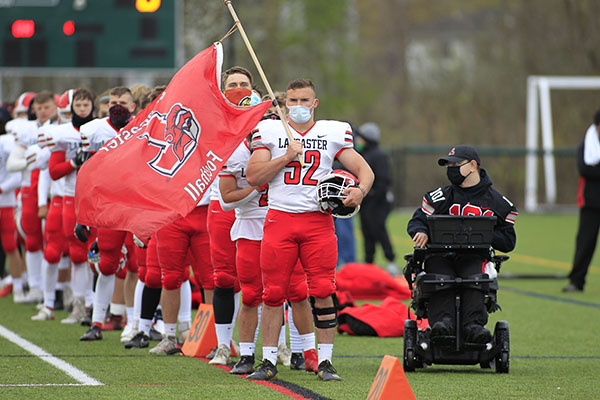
[1,212,599,399]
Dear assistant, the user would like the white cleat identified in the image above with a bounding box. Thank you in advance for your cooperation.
[177,321,191,346]
[149,335,180,355]
[120,321,137,344]
[31,306,54,321]
[208,344,232,365]
[61,297,86,324]
[277,343,292,367]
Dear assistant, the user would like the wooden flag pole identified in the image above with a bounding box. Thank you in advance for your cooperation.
[223,0,304,166]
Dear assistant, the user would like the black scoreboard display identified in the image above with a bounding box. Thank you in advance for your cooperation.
[0,0,176,69]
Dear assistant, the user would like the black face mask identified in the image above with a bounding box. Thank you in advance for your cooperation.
[71,104,95,129]
[109,104,131,130]
[447,165,471,186]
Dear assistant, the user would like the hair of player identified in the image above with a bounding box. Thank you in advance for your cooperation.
[222,66,253,87]
[594,109,600,126]
[262,91,286,105]
[73,87,96,103]
[109,86,133,101]
[130,84,151,110]
[140,85,166,109]
[34,90,55,105]
[287,78,315,93]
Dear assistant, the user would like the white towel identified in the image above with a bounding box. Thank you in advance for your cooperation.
[584,124,600,166]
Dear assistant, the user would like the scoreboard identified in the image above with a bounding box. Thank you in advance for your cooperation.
[0,0,177,69]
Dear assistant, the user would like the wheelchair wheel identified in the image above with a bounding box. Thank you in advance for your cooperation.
[494,321,510,373]
[403,320,417,372]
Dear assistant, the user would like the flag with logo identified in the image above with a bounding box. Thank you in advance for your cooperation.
[75,43,270,239]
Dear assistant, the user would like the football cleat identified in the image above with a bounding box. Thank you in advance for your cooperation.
[290,352,305,371]
[31,306,54,321]
[13,289,26,304]
[208,344,232,365]
[103,315,123,331]
[124,331,150,349]
[205,346,218,359]
[177,321,191,346]
[230,355,255,375]
[149,327,163,341]
[317,360,341,381]
[120,321,137,344]
[304,349,318,373]
[277,343,292,367]
[80,324,103,341]
[62,298,86,324]
[149,335,180,355]
[246,359,278,381]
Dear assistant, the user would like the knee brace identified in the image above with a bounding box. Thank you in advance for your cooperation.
[309,293,338,329]
[262,285,286,307]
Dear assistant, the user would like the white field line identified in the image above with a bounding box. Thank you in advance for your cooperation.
[0,324,103,386]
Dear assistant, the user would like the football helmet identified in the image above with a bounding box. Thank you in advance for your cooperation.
[317,170,361,218]
[57,89,74,123]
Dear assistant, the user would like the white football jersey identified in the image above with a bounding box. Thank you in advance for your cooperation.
[50,123,82,197]
[0,135,21,207]
[14,120,42,148]
[220,140,268,241]
[5,118,30,137]
[251,119,354,213]
[80,117,117,152]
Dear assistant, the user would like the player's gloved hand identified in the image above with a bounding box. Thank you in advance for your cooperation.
[74,224,90,243]
[133,234,148,249]
[71,148,91,168]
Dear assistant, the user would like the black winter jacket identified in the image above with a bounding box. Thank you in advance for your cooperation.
[407,169,517,253]
[577,142,600,209]
[359,143,390,205]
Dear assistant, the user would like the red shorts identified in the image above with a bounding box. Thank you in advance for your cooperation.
[156,206,212,291]
[261,210,337,307]
[207,200,238,290]
[0,207,18,253]
[237,239,308,307]
[63,196,90,264]
[43,196,68,264]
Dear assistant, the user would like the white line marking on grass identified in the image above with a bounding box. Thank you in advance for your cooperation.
[0,324,103,386]
[0,384,93,387]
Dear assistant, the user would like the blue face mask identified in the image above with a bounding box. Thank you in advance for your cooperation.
[287,101,314,124]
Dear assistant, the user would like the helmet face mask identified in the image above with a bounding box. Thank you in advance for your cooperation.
[317,170,360,218]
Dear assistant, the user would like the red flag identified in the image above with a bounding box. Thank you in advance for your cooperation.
[75,43,271,239]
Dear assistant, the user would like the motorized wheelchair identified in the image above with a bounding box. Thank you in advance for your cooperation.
[402,215,510,373]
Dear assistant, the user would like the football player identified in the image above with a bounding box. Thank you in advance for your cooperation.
[246,79,373,381]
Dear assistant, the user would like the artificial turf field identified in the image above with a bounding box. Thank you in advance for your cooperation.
[1,211,599,399]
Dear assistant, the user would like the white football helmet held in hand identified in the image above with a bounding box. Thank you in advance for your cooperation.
[317,169,360,218]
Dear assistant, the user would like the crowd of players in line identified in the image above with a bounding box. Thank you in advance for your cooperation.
[0,65,375,382]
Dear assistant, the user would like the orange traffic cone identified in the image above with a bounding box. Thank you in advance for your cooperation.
[182,303,238,358]
[366,355,416,400]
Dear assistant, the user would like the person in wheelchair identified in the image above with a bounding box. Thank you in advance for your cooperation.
[407,145,518,344]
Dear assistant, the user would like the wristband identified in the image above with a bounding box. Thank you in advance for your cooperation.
[354,185,366,197]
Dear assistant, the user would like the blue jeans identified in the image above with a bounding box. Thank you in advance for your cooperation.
[334,217,355,265]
